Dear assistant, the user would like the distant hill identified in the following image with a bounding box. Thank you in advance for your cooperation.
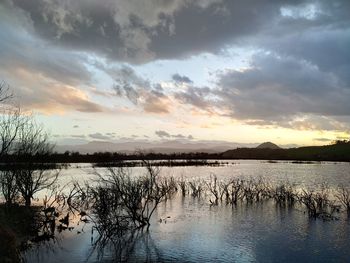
[222,141,350,161]
[54,140,258,154]
[256,142,280,149]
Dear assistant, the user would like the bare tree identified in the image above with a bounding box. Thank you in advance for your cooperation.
[0,109,25,157]
[336,185,350,214]
[0,82,57,207]
[13,118,57,207]
[0,82,22,206]
[0,169,18,206]
[0,81,13,104]
[0,81,21,157]
[15,168,59,207]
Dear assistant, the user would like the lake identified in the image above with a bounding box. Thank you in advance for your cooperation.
[23,160,350,262]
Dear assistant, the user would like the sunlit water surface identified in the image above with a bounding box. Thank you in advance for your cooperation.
[24,160,350,262]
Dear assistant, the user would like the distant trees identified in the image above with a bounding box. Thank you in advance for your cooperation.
[334,139,350,145]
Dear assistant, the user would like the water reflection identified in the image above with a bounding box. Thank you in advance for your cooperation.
[0,205,63,262]
[2,161,350,262]
[7,193,349,263]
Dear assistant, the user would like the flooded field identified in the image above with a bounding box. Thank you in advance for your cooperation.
[10,160,350,262]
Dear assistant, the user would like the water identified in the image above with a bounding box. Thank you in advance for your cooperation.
[58,160,350,189]
[23,160,350,262]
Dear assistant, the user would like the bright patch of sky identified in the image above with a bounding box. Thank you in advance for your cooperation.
[280,3,322,20]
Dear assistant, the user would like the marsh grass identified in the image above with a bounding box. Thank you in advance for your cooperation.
[180,177,347,220]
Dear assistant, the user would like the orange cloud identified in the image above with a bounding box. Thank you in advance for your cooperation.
[7,68,106,115]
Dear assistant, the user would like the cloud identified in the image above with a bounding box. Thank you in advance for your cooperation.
[258,24,350,88]
[0,2,108,114]
[155,130,171,138]
[174,86,212,109]
[313,138,332,142]
[106,65,171,113]
[2,68,106,114]
[155,130,194,140]
[213,52,350,128]
[7,0,185,63]
[73,125,79,128]
[71,134,86,139]
[3,0,350,70]
[89,132,114,140]
[54,137,89,145]
[172,74,193,84]
[165,49,350,132]
[6,0,313,63]
[1,0,350,135]
[0,3,92,86]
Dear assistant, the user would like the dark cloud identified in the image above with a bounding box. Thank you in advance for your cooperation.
[216,53,350,121]
[172,74,193,84]
[155,130,171,138]
[313,138,332,142]
[5,0,309,63]
[0,2,92,86]
[155,130,194,140]
[150,0,307,60]
[173,134,186,139]
[89,132,114,140]
[107,65,170,113]
[0,1,107,114]
[7,0,186,63]
[3,0,350,67]
[259,26,350,88]
[174,86,212,109]
[71,134,86,139]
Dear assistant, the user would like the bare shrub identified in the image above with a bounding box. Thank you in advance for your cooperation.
[298,184,335,219]
[228,179,243,205]
[273,183,296,206]
[178,176,187,197]
[188,180,204,198]
[206,175,220,205]
[92,162,175,230]
[335,185,350,213]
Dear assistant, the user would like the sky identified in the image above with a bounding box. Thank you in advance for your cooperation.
[0,0,349,147]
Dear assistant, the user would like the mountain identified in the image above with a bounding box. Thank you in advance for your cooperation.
[256,142,281,149]
[222,141,350,161]
[54,140,258,154]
